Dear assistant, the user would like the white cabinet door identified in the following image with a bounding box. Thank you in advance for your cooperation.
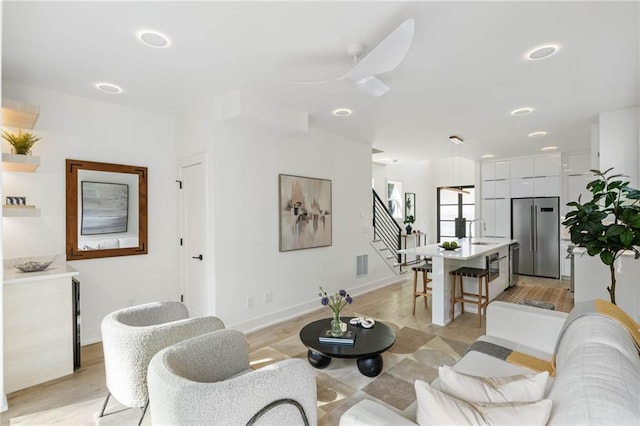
[567,174,593,205]
[494,198,510,238]
[481,162,495,181]
[494,180,510,198]
[560,241,571,277]
[494,161,510,180]
[534,155,561,176]
[482,180,495,199]
[482,199,496,237]
[567,152,591,175]
[534,176,561,197]
[510,158,534,179]
[511,178,534,198]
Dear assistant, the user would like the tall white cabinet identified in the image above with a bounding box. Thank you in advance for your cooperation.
[480,161,510,238]
[481,154,561,239]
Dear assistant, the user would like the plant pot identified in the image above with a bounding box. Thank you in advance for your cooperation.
[406,224,412,234]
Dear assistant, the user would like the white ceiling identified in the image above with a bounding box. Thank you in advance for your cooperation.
[3,1,639,163]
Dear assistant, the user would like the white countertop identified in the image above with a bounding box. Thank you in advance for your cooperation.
[4,258,79,284]
[398,237,516,260]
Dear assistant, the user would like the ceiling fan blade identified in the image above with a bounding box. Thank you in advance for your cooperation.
[355,76,391,97]
[344,18,415,82]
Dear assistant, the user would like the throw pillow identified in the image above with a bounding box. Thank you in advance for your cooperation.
[438,365,548,403]
[415,380,552,426]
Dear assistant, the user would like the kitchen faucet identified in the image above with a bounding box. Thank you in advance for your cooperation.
[468,219,487,242]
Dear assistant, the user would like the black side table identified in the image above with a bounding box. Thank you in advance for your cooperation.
[299,317,396,377]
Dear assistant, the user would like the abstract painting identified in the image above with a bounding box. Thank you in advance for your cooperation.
[81,181,129,235]
[279,174,332,251]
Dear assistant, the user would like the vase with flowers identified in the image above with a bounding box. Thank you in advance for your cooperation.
[319,286,353,337]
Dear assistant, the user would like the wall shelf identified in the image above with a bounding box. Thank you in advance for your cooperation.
[2,98,40,129]
[3,206,41,217]
[2,153,40,172]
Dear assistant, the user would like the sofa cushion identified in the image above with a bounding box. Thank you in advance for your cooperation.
[438,366,548,403]
[547,315,640,425]
[415,380,552,426]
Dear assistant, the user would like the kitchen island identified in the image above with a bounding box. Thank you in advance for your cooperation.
[398,238,514,326]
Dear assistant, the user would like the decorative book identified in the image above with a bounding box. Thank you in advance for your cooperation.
[318,328,356,345]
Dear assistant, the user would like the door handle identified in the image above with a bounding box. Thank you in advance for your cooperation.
[192,254,203,261]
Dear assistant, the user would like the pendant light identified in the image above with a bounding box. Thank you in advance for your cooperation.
[442,135,470,195]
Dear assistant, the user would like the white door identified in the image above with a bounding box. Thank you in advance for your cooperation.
[180,157,208,317]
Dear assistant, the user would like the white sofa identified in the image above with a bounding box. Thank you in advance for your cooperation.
[340,301,640,425]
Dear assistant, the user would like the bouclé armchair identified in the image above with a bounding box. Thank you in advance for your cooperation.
[99,301,225,425]
[147,329,317,426]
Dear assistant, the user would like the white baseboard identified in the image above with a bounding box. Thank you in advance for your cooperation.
[231,275,406,334]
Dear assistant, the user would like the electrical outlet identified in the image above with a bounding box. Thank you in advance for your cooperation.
[247,296,254,308]
[264,291,273,303]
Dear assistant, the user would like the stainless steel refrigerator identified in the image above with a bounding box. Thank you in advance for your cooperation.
[511,197,560,279]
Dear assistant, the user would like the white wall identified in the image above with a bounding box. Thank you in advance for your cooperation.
[174,104,397,331]
[0,0,6,412]
[599,107,640,186]
[2,82,179,344]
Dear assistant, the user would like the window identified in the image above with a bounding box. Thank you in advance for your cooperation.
[437,186,475,243]
[386,180,403,219]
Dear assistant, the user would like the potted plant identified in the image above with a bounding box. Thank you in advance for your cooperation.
[2,129,41,155]
[404,215,415,234]
[562,168,640,304]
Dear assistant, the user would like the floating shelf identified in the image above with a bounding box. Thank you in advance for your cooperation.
[2,99,40,130]
[3,206,41,217]
[2,153,40,172]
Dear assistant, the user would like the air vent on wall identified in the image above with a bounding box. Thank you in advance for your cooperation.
[356,254,368,277]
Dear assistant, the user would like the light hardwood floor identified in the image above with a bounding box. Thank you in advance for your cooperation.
[0,276,572,425]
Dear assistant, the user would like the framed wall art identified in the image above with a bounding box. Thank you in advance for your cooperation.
[279,174,332,251]
[405,192,415,218]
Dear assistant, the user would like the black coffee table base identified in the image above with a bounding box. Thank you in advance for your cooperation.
[307,349,383,377]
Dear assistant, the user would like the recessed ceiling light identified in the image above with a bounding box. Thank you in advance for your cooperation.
[96,83,122,94]
[541,146,558,151]
[528,131,548,137]
[527,45,559,60]
[481,154,495,159]
[332,108,352,116]
[510,107,533,116]
[138,31,170,48]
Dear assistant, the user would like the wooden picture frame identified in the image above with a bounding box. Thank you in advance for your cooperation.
[66,159,147,260]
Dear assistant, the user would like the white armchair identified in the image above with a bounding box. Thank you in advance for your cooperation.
[147,329,317,426]
[99,301,225,425]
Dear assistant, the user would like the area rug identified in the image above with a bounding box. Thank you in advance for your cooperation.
[494,283,568,312]
[247,316,470,426]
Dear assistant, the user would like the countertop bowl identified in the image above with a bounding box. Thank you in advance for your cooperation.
[438,245,460,251]
[14,256,56,273]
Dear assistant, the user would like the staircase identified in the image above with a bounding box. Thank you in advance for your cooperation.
[372,189,406,274]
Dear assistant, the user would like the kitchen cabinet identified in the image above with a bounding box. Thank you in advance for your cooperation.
[494,179,509,198]
[511,178,534,198]
[534,176,561,197]
[560,240,571,278]
[481,161,510,181]
[481,198,510,238]
[534,155,561,176]
[510,158,534,179]
[567,174,593,205]
[567,152,591,175]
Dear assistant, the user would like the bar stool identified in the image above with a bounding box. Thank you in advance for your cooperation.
[412,260,433,315]
[450,267,490,327]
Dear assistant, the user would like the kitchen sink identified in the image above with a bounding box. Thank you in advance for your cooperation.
[471,242,497,245]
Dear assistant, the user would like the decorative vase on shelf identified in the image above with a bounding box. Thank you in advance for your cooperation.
[406,224,412,234]
[330,310,343,337]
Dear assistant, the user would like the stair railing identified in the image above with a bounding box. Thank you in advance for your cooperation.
[372,189,402,264]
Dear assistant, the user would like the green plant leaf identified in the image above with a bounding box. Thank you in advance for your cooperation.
[600,250,614,265]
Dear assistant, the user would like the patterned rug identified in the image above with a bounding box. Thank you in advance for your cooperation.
[248,315,470,426]
[494,283,569,311]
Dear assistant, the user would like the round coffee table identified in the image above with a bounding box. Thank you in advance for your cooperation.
[299,317,396,377]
